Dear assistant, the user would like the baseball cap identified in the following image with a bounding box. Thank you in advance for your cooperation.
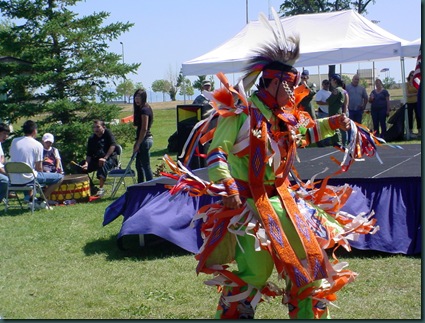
[42,133,54,143]
[202,80,211,86]
[301,70,309,76]
[331,74,342,82]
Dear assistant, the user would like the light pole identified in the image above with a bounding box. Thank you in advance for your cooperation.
[120,41,125,103]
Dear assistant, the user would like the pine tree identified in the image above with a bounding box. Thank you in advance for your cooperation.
[0,0,140,168]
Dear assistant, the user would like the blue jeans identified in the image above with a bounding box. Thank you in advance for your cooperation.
[348,109,364,124]
[0,172,8,200]
[136,136,153,183]
[22,172,63,199]
[371,108,387,138]
[36,171,63,185]
[87,156,117,180]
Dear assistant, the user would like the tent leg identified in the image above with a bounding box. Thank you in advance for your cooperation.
[139,234,145,247]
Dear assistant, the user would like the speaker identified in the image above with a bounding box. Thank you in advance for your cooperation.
[176,104,211,169]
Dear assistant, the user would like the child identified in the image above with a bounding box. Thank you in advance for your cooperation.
[42,133,63,174]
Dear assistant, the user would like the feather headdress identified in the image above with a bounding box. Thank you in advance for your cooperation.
[242,8,300,91]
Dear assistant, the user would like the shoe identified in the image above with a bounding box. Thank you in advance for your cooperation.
[95,188,105,197]
[31,200,45,210]
[33,200,53,210]
[24,196,37,204]
[47,200,59,206]
[8,192,17,198]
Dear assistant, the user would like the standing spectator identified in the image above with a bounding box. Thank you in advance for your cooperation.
[406,70,420,137]
[81,120,118,197]
[369,78,390,138]
[0,123,10,203]
[133,88,154,183]
[10,120,63,202]
[193,80,212,105]
[42,133,63,173]
[340,82,350,145]
[298,70,317,119]
[345,74,368,124]
[315,79,331,118]
[327,74,345,145]
[342,81,349,114]
[315,79,332,147]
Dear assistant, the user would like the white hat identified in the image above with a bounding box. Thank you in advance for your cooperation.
[42,133,54,143]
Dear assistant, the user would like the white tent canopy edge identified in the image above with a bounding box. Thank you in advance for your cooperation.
[182,10,412,76]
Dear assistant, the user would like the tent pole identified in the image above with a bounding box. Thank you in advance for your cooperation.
[246,0,248,24]
[183,74,187,104]
[317,66,321,85]
[400,57,409,139]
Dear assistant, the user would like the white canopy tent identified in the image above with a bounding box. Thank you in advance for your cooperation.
[182,10,420,139]
[401,38,421,58]
[182,10,408,76]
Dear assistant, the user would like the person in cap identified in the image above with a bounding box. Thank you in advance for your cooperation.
[167,8,378,320]
[298,69,317,120]
[191,79,215,168]
[42,133,63,174]
[192,80,212,105]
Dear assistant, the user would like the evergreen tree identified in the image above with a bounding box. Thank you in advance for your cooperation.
[0,0,140,169]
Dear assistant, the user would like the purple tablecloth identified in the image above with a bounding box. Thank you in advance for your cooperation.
[104,176,421,255]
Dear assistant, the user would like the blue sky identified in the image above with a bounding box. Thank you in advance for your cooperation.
[30,0,425,100]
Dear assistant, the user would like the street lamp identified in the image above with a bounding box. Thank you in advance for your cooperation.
[120,41,125,103]
[91,81,97,103]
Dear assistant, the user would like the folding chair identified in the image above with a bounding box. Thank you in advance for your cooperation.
[109,151,137,199]
[4,162,50,214]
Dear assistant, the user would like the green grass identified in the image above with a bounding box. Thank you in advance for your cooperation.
[0,101,421,319]
[0,204,421,319]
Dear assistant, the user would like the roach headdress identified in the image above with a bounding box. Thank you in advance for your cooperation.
[242,8,300,91]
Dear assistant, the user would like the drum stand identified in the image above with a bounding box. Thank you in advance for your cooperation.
[110,152,137,199]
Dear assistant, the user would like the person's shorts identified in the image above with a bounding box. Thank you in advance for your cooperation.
[37,172,63,185]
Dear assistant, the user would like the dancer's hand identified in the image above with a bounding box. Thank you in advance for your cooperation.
[338,113,351,131]
[222,194,242,209]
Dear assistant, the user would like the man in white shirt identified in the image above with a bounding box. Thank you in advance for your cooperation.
[315,79,331,118]
[10,120,63,201]
[0,123,10,202]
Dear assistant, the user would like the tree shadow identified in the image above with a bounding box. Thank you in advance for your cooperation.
[1,206,40,217]
[83,233,193,261]
[151,148,171,158]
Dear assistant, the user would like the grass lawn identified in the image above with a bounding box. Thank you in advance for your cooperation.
[0,99,421,319]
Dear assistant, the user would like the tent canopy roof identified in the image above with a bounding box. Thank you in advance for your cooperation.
[401,38,421,57]
[182,10,410,76]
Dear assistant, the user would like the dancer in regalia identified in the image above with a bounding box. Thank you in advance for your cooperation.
[164,9,379,319]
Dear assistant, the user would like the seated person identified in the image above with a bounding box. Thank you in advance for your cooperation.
[0,123,11,202]
[9,120,63,203]
[42,133,63,174]
[81,120,118,197]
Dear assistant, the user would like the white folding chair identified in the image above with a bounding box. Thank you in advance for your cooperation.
[4,162,49,214]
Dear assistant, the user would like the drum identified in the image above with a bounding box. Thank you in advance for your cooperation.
[50,174,91,203]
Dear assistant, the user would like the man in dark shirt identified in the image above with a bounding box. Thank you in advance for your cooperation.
[81,120,118,197]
